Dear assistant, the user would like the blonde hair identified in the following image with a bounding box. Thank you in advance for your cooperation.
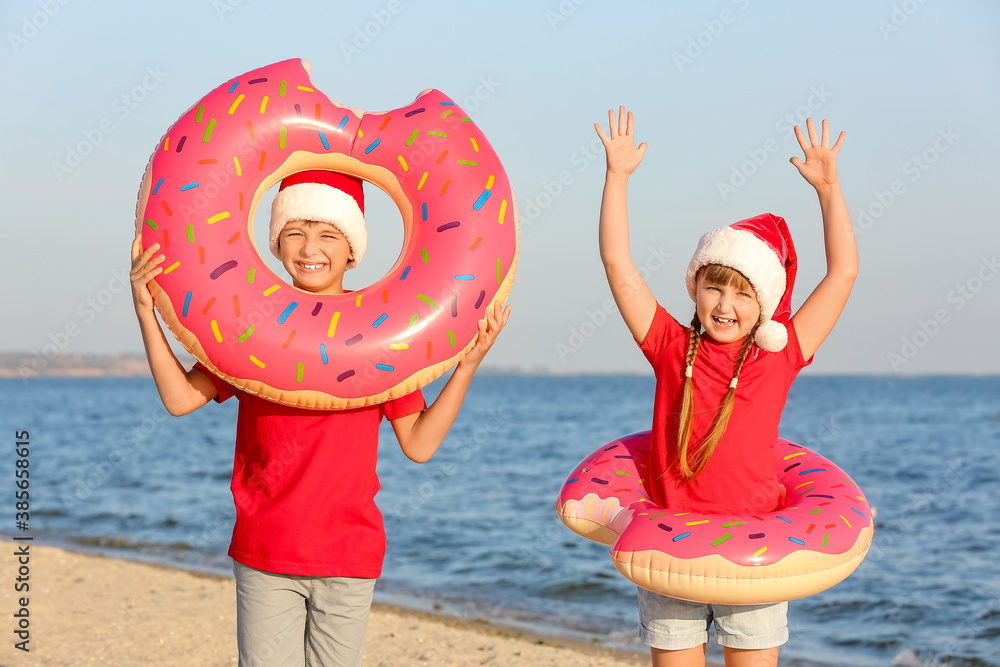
[674,264,758,482]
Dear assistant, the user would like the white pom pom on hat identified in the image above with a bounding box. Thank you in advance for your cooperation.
[269,170,366,269]
[685,213,798,352]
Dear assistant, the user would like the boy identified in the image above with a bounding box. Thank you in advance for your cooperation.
[130,170,510,667]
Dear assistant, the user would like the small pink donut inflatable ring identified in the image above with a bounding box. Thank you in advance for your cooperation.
[133,59,519,409]
[556,432,874,604]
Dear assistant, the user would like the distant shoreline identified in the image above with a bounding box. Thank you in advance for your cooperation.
[0,351,645,379]
[0,352,153,378]
[1,352,996,378]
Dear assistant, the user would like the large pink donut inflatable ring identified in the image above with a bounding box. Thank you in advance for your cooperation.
[557,431,874,604]
[134,59,519,409]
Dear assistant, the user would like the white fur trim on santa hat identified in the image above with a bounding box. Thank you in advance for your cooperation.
[269,182,367,269]
[686,226,787,321]
[686,225,789,352]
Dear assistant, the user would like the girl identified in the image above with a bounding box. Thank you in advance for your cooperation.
[595,108,856,667]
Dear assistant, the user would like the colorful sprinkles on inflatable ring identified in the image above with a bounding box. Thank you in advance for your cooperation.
[557,431,874,604]
[134,59,519,409]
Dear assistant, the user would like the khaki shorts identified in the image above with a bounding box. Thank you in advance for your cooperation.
[233,560,376,667]
[637,587,789,650]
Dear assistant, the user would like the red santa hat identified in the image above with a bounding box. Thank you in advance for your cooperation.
[685,213,797,352]
[269,170,366,269]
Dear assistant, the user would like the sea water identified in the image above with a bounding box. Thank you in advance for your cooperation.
[2,374,997,666]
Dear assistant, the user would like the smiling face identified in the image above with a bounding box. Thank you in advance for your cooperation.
[277,220,354,294]
[695,264,761,344]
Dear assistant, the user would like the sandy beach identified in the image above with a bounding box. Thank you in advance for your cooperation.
[2,543,660,667]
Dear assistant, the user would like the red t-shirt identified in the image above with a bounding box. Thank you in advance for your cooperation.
[638,305,811,515]
[196,364,426,577]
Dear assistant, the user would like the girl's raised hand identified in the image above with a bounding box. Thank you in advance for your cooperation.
[790,117,845,190]
[130,232,164,313]
[595,106,647,176]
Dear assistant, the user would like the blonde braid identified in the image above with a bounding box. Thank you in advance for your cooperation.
[685,332,757,479]
[674,314,702,479]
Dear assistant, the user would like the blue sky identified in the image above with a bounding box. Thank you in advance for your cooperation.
[3,0,998,374]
